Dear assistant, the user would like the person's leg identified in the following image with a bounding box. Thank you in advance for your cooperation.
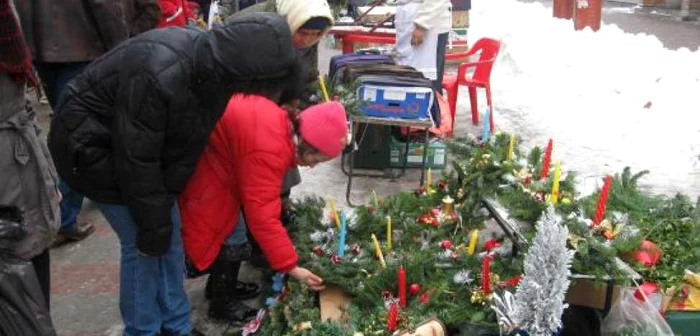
[431,32,450,125]
[96,202,164,336]
[30,249,51,311]
[205,211,260,301]
[160,206,193,335]
[207,211,258,323]
[434,32,449,92]
[44,62,94,240]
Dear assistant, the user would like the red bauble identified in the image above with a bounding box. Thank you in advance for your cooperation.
[430,208,440,216]
[313,246,324,256]
[437,181,448,190]
[409,283,421,295]
[351,244,361,255]
[416,186,427,195]
[419,290,430,304]
[430,218,440,227]
[440,240,453,250]
[483,239,502,252]
[330,255,343,264]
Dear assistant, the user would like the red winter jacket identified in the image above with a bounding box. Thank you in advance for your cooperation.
[156,0,192,28]
[179,95,298,272]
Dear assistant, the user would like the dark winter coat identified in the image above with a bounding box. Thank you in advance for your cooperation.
[15,0,129,63]
[48,13,298,256]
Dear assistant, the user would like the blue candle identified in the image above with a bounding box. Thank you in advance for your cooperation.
[338,211,347,257]
[481,107,491,142]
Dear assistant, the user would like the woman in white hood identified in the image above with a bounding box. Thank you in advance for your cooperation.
[226,0,334,87]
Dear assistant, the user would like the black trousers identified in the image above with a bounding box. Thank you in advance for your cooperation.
[30,249,51,311]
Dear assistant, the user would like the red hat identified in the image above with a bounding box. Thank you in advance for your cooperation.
[298,102,348,158]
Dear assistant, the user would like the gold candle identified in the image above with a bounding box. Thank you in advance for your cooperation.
[371,233,387,268]
[318,75,330,102]
[550,161,561,205]
[467,229,479,256]
[508,134,515,161]
[328,198,341,229]
[386,216,392,251]
[441,196,455,215]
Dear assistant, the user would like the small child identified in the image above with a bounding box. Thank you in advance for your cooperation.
[179,96,348,322]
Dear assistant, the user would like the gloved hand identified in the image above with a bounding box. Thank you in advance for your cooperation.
[136,226,172,257]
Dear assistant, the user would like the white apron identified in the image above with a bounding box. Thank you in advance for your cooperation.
[394,3,440,81]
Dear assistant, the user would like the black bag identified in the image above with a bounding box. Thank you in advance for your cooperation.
[0,255,56,336]
[0,206,26,241]
[0,207,56,336]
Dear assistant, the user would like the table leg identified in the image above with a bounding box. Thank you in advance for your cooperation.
[396,132,410,180]
[419,129,430,186]
[346,121,357,206]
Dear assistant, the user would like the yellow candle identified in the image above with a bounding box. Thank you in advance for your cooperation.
[427,168,433,186]
[550,161,562,205]
[372,190,379,208]
[386,216,392,251]
[328,198,341,229]
[467,229,479,256]
[508,134,515,161]
[318,75,330,102]
[371,234,387,268]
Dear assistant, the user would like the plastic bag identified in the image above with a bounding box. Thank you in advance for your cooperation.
[601,288,673,336]
[0,253,56,336]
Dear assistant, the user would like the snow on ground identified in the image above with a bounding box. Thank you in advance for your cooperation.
[464,0,700,198]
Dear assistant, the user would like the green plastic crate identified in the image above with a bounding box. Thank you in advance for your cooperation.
[389,137,447,169]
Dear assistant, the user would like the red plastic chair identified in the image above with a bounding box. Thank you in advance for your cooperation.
[441,38,501,133]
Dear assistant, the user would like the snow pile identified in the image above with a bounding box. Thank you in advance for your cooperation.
[465,0,700,197]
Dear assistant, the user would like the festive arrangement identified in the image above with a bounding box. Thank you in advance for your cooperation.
[246,130,698,335]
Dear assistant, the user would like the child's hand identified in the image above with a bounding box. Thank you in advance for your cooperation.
[289,266,325,291]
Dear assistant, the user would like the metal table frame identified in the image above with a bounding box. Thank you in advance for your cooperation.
[342,115,433,207]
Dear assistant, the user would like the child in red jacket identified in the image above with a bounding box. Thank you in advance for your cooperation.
[156,0,193,28]
[179,97,348,321]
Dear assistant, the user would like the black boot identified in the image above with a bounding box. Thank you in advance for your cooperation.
[204,244,261,300]
[207,245,260,323]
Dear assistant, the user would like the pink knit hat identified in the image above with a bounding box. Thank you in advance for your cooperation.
[298,102,348,158]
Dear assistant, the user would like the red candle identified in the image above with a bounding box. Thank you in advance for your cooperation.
[387,303,398,331]
[592,176,613,225]
[398,266,407,307]
[539,139,553,180]
[481,255,492,295]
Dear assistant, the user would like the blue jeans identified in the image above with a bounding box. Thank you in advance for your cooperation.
[96,203,192,336]
[35,61,91,231]
[225,211,248,247]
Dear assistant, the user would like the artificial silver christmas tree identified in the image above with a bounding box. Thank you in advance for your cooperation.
[492,206,574,336]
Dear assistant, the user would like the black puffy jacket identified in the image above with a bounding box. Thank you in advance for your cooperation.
[48,13,297,255]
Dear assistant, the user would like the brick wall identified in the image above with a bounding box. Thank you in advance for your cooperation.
[641,0,667,7]
[689,0,700,11]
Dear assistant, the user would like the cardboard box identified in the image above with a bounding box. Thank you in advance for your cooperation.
[452,10,470,28]
[389,137,448,169]
[319,286,352,322]
[565,278,622,311]
[358,85,434,120]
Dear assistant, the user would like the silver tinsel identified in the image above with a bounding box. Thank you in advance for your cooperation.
[453,269,473,284]
[512,207,574,336]
[310,231,326,243]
